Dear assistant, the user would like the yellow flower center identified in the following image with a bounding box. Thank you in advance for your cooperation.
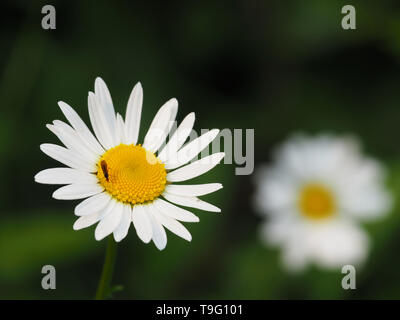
[97,144,167,205]
[298,183,336,220]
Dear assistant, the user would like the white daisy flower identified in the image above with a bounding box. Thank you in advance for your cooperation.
[254,133,392,271]
[35,77,224,250]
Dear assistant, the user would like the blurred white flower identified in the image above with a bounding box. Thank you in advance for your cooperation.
[35,77,224,250]
[254,133,392,271]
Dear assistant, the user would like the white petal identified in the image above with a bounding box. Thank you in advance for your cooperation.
[164,101,178,141]
[48,121,99,163]
[259,218,293,247]
[74,192,112,216]
[338,160,392,221]
[167,152,225,182]
[281,240,309,272]
[94,77,116,134]
[113,204,132,242]
[163,193,221,212]
[95,199,123,241]
[131,205,152,243]
[152,208,192,241]
[153,198,199,222]
[145,205,167,250]
[158,112,195,162]
[143,98,177,153]
[162,98,178,135]
[307,221,369,269]
[125,82,143,145]
[164,129,219,170]
[46,123,73,151]
[164,183,223,197]
[88,93,106,149]
[253,165,298,216]
[40,144,96,172]
[53,183,104,200]
[58,101,104,156]
[168,99,178,124]
[88,92,115,150]
[35,168,97,185]
[115,113,126,145]
[73,211,103,230]
[259,218,309,272]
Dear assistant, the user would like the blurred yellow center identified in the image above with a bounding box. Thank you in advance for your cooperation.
[298,183,335,220]
[97,144,167,205]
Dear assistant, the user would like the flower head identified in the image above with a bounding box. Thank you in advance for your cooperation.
[254,133,392,271]
[35,77,224,250]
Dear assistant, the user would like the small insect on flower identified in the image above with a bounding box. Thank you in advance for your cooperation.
[254,133,393,271]
[100,160,109,182]
[34,77,225,250]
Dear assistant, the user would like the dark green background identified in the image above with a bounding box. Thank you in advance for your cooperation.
[1,1,400,299]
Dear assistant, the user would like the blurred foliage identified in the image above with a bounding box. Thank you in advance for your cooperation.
[0,0,400,299]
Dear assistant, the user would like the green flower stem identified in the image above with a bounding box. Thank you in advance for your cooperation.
[95,236,118,300]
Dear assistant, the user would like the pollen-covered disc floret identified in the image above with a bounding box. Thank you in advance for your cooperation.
[97,144,167,205]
